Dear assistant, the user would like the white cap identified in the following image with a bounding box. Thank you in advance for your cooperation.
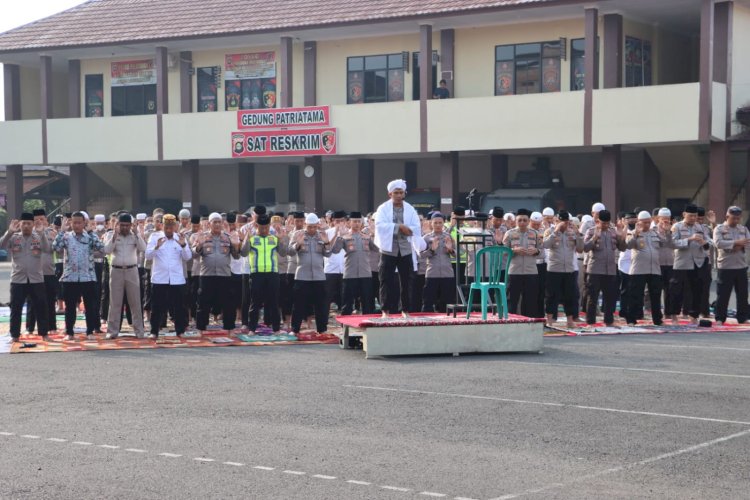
[638,210,652,220]
[530,212,543,222]
[592,203,606,213]
[387,179,407,193]
[208,212,222,222]
[136,213,147,220]
[80,211,90,220]
[571,216,581,225]
[581,215,594,224]
[94,214,105,222]
[305,213,320,224]
[658,207,671,217]
[503,213,515,221]
[178,209,191,218]
[542,207,554,216]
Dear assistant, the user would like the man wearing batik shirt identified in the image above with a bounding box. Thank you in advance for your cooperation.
[503,209,542,318]
[53,211,105,341]
[331,212,378,315]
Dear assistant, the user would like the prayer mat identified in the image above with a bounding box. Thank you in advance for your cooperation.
[544,317,750,337]
[337,313,544,329]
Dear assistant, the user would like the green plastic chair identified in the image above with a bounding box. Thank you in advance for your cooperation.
[465,246,513,320]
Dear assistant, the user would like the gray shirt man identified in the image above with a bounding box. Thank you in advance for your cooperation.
[381,206,412,257]
[331,233,377,279]
[502,228,540,275]
[671,222,713,270]
[288,232,332,281]
[421,232,455,279]
[543,227,583,273]
[0,229,50,284]
[583,227,626,276]
[713,223,750,269]
[192,231,239,277]
[626,228,671,275]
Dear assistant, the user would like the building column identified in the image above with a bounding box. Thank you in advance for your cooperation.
[156,46,169,160]
[280,37,293,108]
[358,159,374,213]
[490,154,508,191]
[69,163,88,211]
[238,162,255,211]
[40,55,52,165]
[130,165,147,213]
[404,161,418,192]
[439,152,458,215]
[181,160,199,211]
[601,146,621,214]
[288,165,300,203]
[708,142,729,215]
[302,156,323,213]
[6,165,23,219]
[419,24,433,153]
[3,63,21,121]
[180,51,193,113]
[745,151,750,211]
[583,7,599,146]
[603,14,623,89]
[699,0,714,141]
[714,1,732,138]
[68,59,81,118]
[440,29,455,97]
[303,41,317,107]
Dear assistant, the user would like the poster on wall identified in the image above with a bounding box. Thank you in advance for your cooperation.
[495,61,514,96]
[224,52,277,110]
[231,128,338,157]
[542,58,561,92]
[225,52,276,79]
[347,71,364,104]
[111,59,156,87]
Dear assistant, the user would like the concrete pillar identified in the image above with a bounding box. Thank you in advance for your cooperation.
[303,41,317,107]
[40,55,52,165]
[3,63,21,121]
[745,151,750,212]
[490,154,508,191]
[288,165,300,203]
[156,46,168,160]
[583,8,599,146]
[69,163,88,211]
[603,14,623,89]
[698,0,714,141]
[439,152,459,215]
[280,37,293,108]
[68,59,81,118]
[181,160,199,212]
[302,156,323,213]
[238,162,255,211]
[6,165,23,219]
[358,159,374,213]
[419,24,433,153]
[404,161,418,192]
[714,1,732,138]
[708,141,729,215]
[602,146,621,214]
[180,51,193,113]
[130,165,147,213]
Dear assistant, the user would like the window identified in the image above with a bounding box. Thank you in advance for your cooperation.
[224,52,277,110]
[197,67,218,112]
[570,39,586,91]
[495,41,561,96]
[110,59,157,116]
[347,53,405,104]
[625,36,652,87]
[84,74,103,117]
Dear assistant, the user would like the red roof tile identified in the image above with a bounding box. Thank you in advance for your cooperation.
[0,0,568,53]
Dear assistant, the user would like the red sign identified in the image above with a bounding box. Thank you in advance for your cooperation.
[232,128,337,157]
[237,106,330,129]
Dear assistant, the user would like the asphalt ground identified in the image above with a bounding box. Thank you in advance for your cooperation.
[1,331,750,499]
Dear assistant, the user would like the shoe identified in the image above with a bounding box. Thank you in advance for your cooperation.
[105,333,118,340]
[94,329,102,334]
[626,323,636,327]
[64,334,75,341]
[86,334,96,341]
[40,335,50,342]
[147,334,157,340]
[11,337,21,343]
[135,333,145,339]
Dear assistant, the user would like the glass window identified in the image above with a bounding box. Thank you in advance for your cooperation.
[570,39,586,91]
[111,84,156,116]
[626,36,652,87]
[197,67,218,112]
[224,51,277,110]
[84,74,103,117]
[495,41,560,95]
[347,53,405,104]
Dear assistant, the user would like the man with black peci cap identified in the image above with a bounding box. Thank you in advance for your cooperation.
[1,213,51,342]
[713,206,750,325]
[582,209,626,325]
[324,210,347,312]
[695,206,714,318]
[502,208,542,318]
[185,214,202,322]
[103,213,147,338]
[667,204,713,324]
[420,212,456,312]
[543,210,583,328]
[330,211,378,315]
[280,212,306,328]
[25,208,58,334]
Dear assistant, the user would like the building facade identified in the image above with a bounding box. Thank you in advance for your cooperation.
[1,0,749,217]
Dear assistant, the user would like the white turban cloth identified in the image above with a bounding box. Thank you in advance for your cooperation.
[305,213,320,224]
[387,179,407,193]
[208,212,222,222]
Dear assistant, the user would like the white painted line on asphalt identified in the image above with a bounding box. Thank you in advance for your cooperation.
[253,466,275,471]
[488,427,750,499]
[419,492,447,497]
[454,497,479,500]
[0,432,15,436]
[345,385,750,426]
[500,360,750,380]
[611,342,750,352]
[124,448,147,453]
[347,480,371,485]
[382,485,411,492]
[194,457,215,462]
[72,441,92,446]
[312,474,336,480]
[46,438,67,442]
[283,470,306,475]
[99,445,119,449]
[20,435,40,439]
[159,453,182,458]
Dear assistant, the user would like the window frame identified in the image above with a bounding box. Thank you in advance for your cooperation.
[346,52,406,104]
[494,40,562,96]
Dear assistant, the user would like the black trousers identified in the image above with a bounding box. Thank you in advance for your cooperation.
[371,272,380,311]
[668,265,705,318]
[54,263,64,299]
[142,268,153,311]
[379,253,412,314]
[545,271,578,317]
[422,277,455,313]
[698,258,712,316]
[325,273,343,310]
[410,273,426,313]
[26,274,58,332]
[586,274,618,325]
[100,261,110,321]
[508,274,540,318]
[280,274,294,317]
[627,274,663,325]
[715,268,749,323]
[537,263,547,318]
[197,276,235,330]
[292,280,328,333]
[229,272,243,318]
[660,266,673,316]
[341,277,374,315]
[580,269,590,314]
[62,281,98,335]
[92,262,104,328]
[240,274,251,326]
[188,273,199,318]
[151,284,188,335]
[249,273,281,331]
[618,272,630,318]
[10,282,48,338]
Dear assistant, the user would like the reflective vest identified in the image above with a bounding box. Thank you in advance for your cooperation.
[450,225,468,264]
[247,235,279,273]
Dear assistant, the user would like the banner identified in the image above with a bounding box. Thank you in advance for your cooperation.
[237,106,330,129]
[225,52,276,80]
[232,128,337,157]
[111,59,156,87]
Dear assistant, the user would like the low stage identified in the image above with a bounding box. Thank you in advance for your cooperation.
[335,313,545,358]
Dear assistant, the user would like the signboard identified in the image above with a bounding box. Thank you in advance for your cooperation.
[111,59,156,87]
[225,52,276,80]
[232,128,337,157]
[237,106,330,129]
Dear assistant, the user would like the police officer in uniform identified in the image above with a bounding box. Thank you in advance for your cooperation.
[420,213,456,312]
[26,209,58,333]
[331,211,378,315]
[543,210,583,328]
[502,208,542,318]
[713,206,750,325]
[583,210,626,326]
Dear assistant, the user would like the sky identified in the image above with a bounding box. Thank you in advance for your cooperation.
[0,0,87,120]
